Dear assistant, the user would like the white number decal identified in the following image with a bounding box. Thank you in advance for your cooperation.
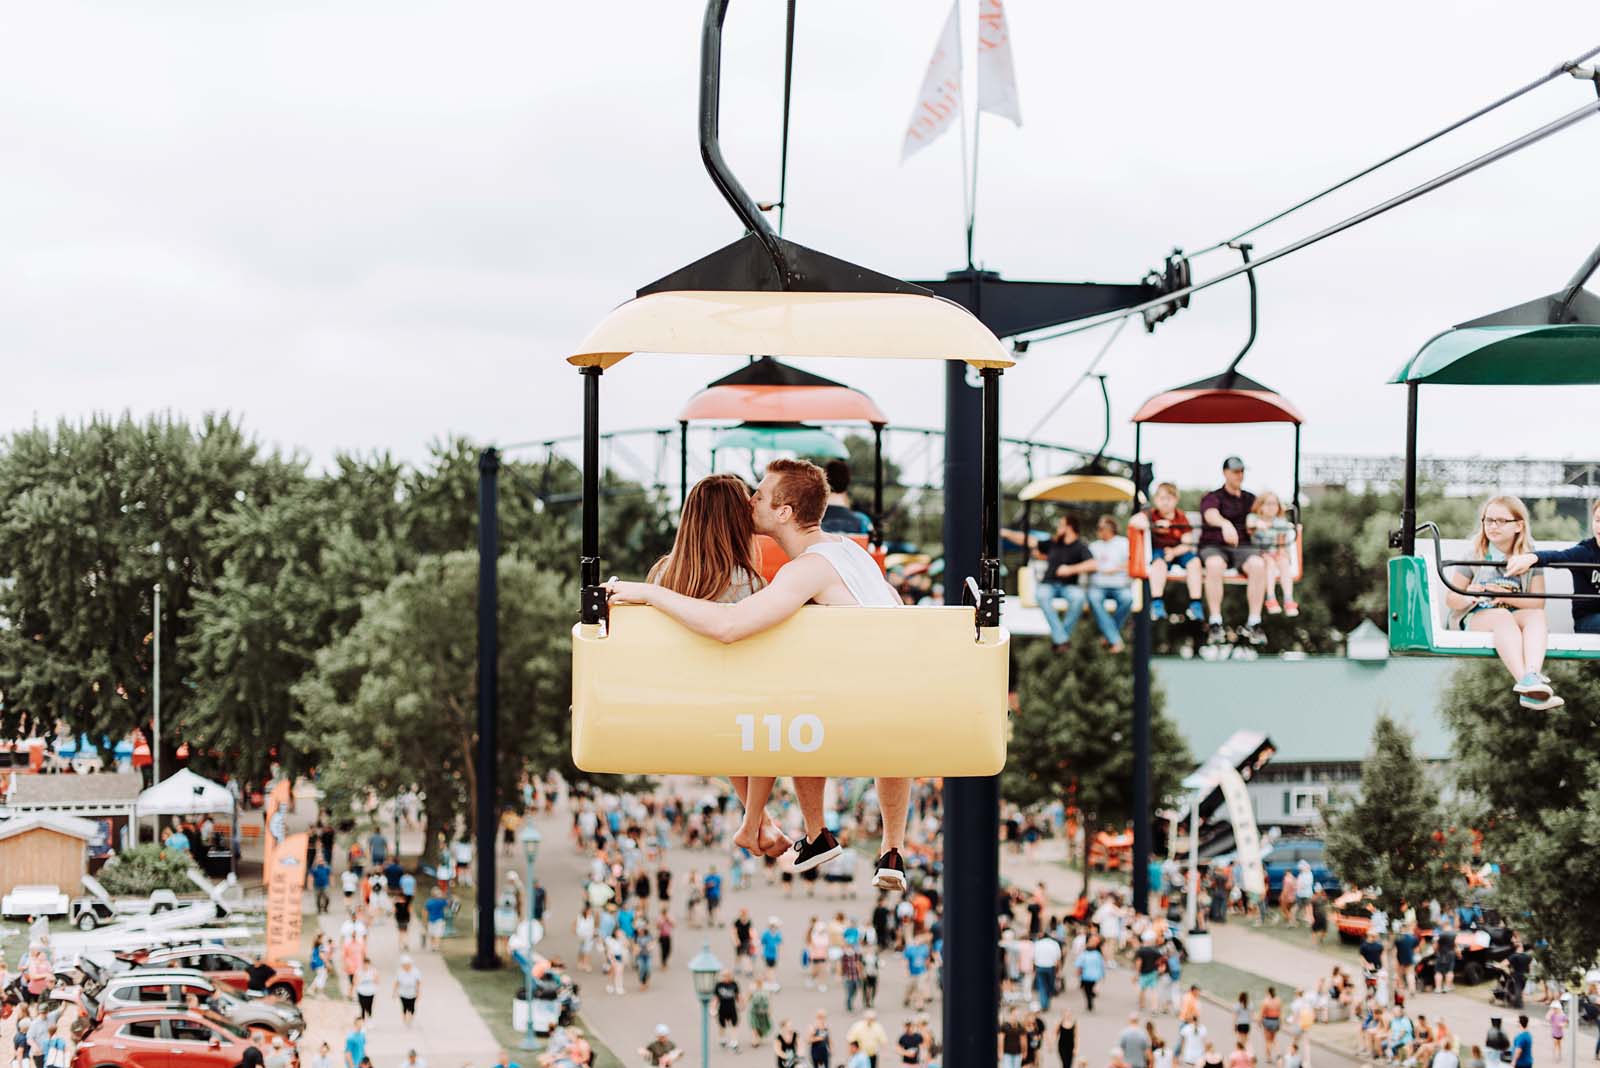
[788,715,823,753]
[733,714,825,753]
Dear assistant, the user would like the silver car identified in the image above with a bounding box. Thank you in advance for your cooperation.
[92,968,305,1040]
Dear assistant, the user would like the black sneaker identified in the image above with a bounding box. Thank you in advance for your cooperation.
[791,829,842,873]
[1239,623,1267,647]
[873,849,907,892]
[1206,623,1227,645]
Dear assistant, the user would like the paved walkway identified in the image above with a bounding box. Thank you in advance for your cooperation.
[290,797,503,1067]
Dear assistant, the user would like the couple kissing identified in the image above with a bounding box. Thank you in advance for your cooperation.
[606,458,910,891]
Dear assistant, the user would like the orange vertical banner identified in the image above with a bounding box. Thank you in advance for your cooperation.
[266,832,308,961]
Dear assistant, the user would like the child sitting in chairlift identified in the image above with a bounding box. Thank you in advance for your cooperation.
[1246,492,1298,617]
[1444,495,1561,711]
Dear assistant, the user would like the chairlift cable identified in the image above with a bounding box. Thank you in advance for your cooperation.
[1018,99,1600,346]
[1021,317,1129,442]
[1189,43,1600,257]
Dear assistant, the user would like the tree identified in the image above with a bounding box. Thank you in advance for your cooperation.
[1322,713,1469,919]
[290,551,575,843]
[0,414,301,750]
[1441,660,1600,981]
[1003,637,1191,895]
[181,454,410,781]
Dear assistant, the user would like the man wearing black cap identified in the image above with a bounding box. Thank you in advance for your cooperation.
[1199,456,1267,645]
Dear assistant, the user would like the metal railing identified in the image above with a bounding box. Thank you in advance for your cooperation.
[1414,521,1600,601]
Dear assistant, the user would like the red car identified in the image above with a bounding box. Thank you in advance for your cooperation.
[118,947,304,1002]
[72,1007,269,1068]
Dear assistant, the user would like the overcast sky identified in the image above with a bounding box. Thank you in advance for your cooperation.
[4,1,1597,494]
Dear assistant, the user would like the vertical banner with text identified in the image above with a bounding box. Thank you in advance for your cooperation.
[262,778,302,960]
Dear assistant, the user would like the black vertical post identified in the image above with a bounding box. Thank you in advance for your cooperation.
[1401,384,1419,556]
[580,369,605,622]
[1131,421,1151,916]
[942,359,1000,1066]
[872,424,885,543]
[1292,423,1303,523]
[679,420,690,509]
[471,446,501,970]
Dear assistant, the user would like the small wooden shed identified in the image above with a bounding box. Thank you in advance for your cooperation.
[0,814,97,899]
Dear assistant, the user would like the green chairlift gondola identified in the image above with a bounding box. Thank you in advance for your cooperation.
[1388,246,1600,658]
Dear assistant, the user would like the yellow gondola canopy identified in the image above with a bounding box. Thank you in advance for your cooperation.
[1019,474,1136,504]
[568,290,1012,371]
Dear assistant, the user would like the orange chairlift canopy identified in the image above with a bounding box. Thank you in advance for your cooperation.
[678,355,888,425]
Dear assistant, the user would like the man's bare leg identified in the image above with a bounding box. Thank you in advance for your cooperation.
[793,777,828,840]
[876,777,909,852]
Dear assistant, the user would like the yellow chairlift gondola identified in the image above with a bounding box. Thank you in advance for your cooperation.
[568,3,1012,778]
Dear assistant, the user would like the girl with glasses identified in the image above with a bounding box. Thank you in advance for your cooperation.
[1444,495,1561,710]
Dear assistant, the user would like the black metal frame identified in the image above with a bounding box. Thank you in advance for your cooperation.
[1413,521,1600,601]
[582,0,1003,635]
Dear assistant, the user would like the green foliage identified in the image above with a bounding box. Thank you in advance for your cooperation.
[95,844,198,895]
[1003,636,1191,833]
[0,414,302,750]
[1322,713,1470,917]
[291,552,576,837]
[1440,660,1600,981]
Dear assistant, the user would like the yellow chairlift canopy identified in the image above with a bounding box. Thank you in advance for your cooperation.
[567,290,1014,371]
[1018,474,1136,504]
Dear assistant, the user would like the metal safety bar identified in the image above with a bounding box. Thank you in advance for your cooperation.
[1414,521,1600,601]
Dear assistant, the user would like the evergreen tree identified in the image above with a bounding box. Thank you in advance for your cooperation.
[1322,713,1469,919]
[1003,637,1191,894]
[1441,660,1600,981]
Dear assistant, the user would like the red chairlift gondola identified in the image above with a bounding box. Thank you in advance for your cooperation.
[678,355,890,581]
[1128,368,1305,585]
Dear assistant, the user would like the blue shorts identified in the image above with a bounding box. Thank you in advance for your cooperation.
[1139,972,1159,990]
[1154,548,1199,568]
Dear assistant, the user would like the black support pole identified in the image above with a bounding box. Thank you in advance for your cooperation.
[580,368,606,625]
[1131,421,1151,916]
[1292,422,1303,523]
[472,446,501,970]
[1401,383,1419,556]
[679,420,690,509]
[942,359,1000,1066]
[872,424,885,544]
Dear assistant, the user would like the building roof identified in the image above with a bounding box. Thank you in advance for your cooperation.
[1152,656,1458,763]
[0,812,100,842]
[7,771,144,807]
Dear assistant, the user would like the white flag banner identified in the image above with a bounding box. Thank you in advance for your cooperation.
[901,0,963,161]
[976,0,1022,126]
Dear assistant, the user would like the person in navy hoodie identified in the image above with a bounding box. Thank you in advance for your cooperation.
[1506,499,1600,634]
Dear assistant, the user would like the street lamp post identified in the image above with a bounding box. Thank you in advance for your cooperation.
[520,823,543,1052]
[688,945,723,1068]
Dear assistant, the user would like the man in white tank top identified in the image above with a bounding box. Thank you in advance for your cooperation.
[608,459,912,891]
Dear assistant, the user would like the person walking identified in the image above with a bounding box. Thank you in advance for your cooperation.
[309,934,330,998]
[1513,1015,1534,1068]
[1056,1009,1078,1068]
[807,1010,832,1068]
[1547,1000,1568,1060]
[1076,936,1106,1012]
[1034,932,1062,1012]
[354,956,379,1020]
[714,969,743,1052]
[393,955,421,1026]
[343,1018,368,1068]
[847,1010,889,1068]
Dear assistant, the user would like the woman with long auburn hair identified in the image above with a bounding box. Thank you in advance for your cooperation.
[647,473,764,602]
[646,474,788,857]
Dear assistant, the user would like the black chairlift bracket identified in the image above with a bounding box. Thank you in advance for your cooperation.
[640,0,933,301]
[1225,243,1258,374]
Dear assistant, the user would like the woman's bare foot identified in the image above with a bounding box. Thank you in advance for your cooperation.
[757,820,792,858]
[732,821,765,855]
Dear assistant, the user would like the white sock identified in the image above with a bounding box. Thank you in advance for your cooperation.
[1247,615,1261,627]
[1209,614,1223,625]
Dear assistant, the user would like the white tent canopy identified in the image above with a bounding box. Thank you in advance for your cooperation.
[136,769,234,816]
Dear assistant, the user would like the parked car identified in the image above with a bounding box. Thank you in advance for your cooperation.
[89,968,304,1038]
[1,883,70,918]
[119,946,304,1002]
[1262,839,1342,897]
[1333,890,1435,945]
[72,1006,270,1068]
